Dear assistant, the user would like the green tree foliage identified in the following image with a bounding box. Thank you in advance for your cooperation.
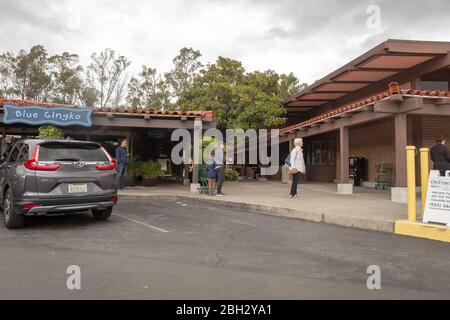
[0,45,52,101]
[178,57,294,130]
[38,125,65,140]
[49,52,84,105]
[166,47,203,100]
[126,66,171,109]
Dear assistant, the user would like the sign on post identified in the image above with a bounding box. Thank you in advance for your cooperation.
[3,105,92,127]
[423,170,450,226]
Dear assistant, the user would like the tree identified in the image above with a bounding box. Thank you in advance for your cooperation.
[86,48,130,108]
[126,66,172,109]
[0,45,53,101]
[279,72,307,101]
[49,52,84,105]
[178,57,286,130]
[166,47,203,100]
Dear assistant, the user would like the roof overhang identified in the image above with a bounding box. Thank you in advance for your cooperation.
[284,39,450,112]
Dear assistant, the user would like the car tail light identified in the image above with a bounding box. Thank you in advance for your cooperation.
[96,159,117,171]
[24,145,61,171]
[111,196,118,204]
[23,203,41,210]
[96,147,117,170]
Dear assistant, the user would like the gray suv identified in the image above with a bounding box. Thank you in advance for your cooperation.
[0,139,118,229]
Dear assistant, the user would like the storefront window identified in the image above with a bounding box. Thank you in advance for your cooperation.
[306,139,335,165]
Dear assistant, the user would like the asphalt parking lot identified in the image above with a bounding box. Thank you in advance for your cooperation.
[0,196,449,299]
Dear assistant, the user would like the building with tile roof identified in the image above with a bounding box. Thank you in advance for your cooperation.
[278,39,450,202]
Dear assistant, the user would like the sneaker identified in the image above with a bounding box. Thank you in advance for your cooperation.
[216,192,225,196]
[294,194,303,199]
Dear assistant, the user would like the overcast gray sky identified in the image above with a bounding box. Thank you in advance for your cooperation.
[1,0,450,84]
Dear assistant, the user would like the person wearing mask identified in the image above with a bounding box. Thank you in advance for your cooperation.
[115,138,129,189]
[430,135,450,176]
[288,138,305,198]
[214,143,226,196]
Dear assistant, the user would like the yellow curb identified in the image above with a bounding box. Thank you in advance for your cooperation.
[394,220,450,243]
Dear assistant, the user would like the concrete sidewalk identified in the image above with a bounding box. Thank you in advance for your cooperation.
[118,180,410,233]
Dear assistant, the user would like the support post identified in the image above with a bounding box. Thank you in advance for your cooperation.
[420,148,429,218]
[338,126,352,194]
[406,146,417,221]
[190,119,202,192]
[391,113,408,203]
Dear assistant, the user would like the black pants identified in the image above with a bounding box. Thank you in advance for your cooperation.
[290,172,300,196]
[216,165,225,193]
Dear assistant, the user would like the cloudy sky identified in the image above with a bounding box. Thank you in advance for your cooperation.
[1,0,450,84]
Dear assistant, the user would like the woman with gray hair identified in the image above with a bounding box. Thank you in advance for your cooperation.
[288,138,305,198]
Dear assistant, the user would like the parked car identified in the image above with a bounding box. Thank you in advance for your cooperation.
[0,139,118,229]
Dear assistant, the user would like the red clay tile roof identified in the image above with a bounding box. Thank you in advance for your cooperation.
[280,83,450,133]
[0,98,214,119]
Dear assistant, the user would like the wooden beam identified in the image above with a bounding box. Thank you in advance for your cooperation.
[279,110,390,143]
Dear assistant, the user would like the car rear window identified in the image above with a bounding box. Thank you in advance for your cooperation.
[38,142,109,162]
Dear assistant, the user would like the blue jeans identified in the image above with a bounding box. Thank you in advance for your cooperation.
[117,163,127,188]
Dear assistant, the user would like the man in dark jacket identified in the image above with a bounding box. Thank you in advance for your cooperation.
[430,135,450,176]
[115,138,129,189]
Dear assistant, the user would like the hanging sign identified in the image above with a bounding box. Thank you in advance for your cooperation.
[423,170,450,226]
[2,105,92,127]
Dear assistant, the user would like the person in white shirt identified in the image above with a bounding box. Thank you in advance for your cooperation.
[289,138,305,198]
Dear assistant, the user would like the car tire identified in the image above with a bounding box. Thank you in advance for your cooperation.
[3,188,25,229]
[92,207,113,220]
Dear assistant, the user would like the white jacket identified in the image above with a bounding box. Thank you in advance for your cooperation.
[290,146,305,173]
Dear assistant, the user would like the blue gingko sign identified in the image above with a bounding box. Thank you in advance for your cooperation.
[3,105,93,127]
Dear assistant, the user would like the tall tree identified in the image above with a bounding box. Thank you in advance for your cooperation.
[126,66,172,109]
[166,47,203,100]
[86,48,130,108]
[279,72,307,101]
[178,57,286,130]
[0,45,53,101]
[49,52,84,105]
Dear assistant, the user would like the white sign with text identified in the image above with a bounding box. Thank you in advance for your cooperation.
[423,170,450,226]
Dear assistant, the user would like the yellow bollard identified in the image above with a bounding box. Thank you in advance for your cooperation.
[419,148,429,218]
[406,146,416,222]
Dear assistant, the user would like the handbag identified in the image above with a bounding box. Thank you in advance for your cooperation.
[288,148,299,174]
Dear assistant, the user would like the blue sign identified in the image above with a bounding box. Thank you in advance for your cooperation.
[3,105,93,127]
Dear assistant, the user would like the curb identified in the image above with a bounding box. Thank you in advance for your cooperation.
[119,192,395,233]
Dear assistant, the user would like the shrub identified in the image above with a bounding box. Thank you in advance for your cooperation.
[224,169,239,181]
[140,160,164,178]
[38,125,64,140]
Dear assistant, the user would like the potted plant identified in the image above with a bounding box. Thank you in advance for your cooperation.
[224,169,239,181]
[126,160,140,187]
[141,160,164,186]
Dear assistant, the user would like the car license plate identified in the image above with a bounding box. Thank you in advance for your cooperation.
[68,183,88,193]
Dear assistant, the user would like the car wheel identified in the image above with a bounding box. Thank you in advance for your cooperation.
[92,207,113,220]
[3,188,25,229]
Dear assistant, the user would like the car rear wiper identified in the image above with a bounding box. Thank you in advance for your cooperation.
[54,158,81,161]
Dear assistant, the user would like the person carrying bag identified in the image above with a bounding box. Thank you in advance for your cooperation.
[289,138,305,198]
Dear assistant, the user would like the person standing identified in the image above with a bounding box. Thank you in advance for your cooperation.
[289,138,305,198]
[206,153,217,196]
[214,143,226,196]
[115,138,129,189]
[430,135,450,176]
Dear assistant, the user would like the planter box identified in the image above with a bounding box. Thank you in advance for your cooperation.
[142,176,157,186]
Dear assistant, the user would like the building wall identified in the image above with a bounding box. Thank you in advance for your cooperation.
[335,118,396,182]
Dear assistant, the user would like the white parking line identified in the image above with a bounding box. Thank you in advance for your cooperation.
[113,213,169,233]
